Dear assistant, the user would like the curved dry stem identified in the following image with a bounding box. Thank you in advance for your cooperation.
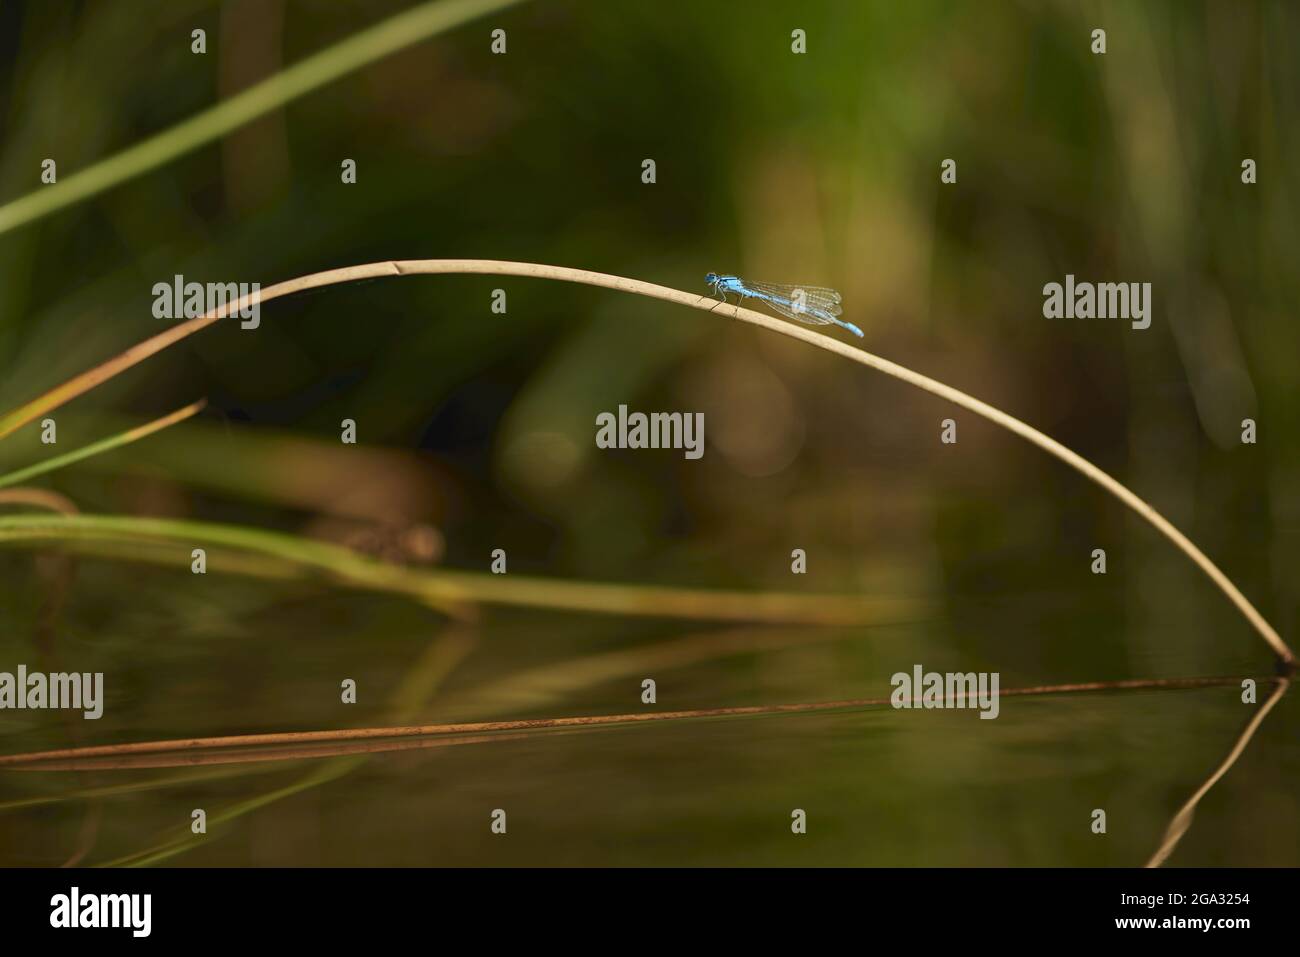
[0,259,1289,663]
[1144,677,1290,867]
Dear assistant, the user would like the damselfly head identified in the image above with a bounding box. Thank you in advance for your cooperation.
[704,272,718,285]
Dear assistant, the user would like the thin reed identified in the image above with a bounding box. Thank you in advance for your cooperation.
[0,0,528,236]
[0,674,1277,772]
[0,259,1289,664]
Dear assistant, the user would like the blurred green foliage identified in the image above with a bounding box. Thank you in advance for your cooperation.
[0,0,1297,865]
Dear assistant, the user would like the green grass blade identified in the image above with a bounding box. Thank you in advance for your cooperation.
[0,512,910,624]
[0,400,204,490]
[0,0,528,236]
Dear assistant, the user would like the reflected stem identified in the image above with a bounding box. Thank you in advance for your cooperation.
[1144,677,1290,867]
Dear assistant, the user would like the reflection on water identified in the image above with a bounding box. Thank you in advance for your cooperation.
[1144,677,1289,867]
[1,552,1295,867]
